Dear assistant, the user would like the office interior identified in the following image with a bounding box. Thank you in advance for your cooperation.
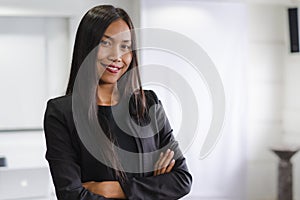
[0,0,300,199]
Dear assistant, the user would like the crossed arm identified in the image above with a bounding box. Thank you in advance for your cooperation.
[82,149,176,199]
[44,94,192,200]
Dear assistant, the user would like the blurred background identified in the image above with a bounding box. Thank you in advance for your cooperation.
[0,0,300,199]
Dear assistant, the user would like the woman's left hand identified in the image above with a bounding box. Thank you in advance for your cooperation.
[82,181,126,199]
[153,149,176,176]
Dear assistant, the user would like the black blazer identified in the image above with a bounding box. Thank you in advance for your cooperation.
[44,90,192,200]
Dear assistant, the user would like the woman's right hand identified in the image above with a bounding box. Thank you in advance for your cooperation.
[153,149,176,176]
[82,181,126,199]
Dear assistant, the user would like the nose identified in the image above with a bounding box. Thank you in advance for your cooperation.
[107,46,122,62]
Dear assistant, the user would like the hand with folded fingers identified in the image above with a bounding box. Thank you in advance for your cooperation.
[82,181,126,199]
[153,149,176,176]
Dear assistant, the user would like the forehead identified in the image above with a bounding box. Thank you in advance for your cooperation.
[104,19,131,40]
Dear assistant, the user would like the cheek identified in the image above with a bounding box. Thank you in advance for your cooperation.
[123,52,133,66]
[97,48,108,60]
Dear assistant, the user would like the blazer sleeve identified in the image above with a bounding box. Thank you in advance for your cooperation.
[44,99,110,200]
[119,90,193,200]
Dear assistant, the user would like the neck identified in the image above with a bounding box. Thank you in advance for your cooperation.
[97,83,119,106]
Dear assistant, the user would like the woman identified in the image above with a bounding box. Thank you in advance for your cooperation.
[44,5,192,200]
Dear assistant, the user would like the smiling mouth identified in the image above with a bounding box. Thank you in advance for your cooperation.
[105,64,122,74]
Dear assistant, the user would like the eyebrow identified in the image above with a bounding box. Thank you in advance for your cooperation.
[103,34,131,42]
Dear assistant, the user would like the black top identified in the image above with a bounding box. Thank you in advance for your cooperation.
[43,90,192,200]
[97,105,139,180]
[98,105,138,153]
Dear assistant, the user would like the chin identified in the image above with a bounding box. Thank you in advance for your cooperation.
[99,78,119,85]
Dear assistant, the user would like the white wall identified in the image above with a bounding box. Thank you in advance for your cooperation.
[0,16,69,166]
[140,1,247,199]
[0,17,47,129]
[246,4,285,200]
[140,1,300,200]
[247,3,300,200]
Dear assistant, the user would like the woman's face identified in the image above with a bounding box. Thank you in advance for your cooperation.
[97,19,132,85]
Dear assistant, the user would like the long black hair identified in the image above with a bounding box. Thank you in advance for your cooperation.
[66,5,147,180]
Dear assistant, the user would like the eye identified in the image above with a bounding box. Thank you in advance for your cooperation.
[100,40,111,47]
[121,44,132,51]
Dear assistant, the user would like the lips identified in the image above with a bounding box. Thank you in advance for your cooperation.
[105,64,122,74]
